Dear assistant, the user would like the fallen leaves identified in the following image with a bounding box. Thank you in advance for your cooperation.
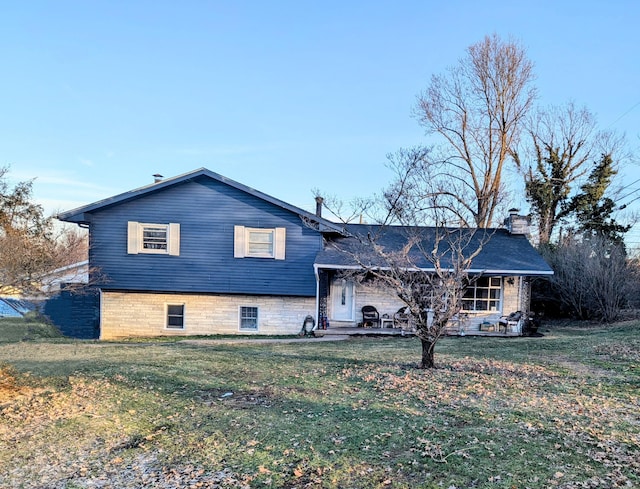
[338,352,640,486]
[1,326,639,488]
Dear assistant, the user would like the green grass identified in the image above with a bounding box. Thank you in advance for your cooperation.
[1,318,639,488]
[0,316,64,343]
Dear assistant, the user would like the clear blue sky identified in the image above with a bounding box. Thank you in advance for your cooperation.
[2,2,639,240]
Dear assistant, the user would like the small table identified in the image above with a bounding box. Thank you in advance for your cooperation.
[381,318,395,329]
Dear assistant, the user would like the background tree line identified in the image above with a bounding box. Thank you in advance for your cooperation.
[395,34,637,325]
[0,166,87,296]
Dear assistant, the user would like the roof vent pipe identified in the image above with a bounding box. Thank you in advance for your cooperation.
[153,174,163,183]
[315,196,324,217]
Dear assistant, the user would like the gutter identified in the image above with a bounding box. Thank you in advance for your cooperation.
[314,263,553,276]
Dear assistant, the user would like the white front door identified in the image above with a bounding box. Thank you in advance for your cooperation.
[331,279,355,321]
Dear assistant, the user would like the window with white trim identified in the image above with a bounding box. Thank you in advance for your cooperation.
[234,226,286,259]
[166,304,185,329]
[127,222,180,255]
[239,306,259,330]
[248,229,274,257]
[143,225,168,251]
[462,277,502,312]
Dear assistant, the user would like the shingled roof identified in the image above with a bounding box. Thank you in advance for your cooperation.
[315,224,553,276]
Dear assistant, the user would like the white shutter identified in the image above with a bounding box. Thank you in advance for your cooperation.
[168,223,180,256]
[234,226,246,258]
[274,227,286,260]
[127,221,139,254]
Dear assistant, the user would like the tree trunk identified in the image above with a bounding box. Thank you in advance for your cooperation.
[419,338,436,369]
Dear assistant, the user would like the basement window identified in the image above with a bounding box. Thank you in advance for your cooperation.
[239,306,259,331]
[166,304,185,329]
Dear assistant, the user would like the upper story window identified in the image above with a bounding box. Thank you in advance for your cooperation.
[142,225,168,251]
[234,225,286,260]
[247,229,274,257]
[127,221,180,256]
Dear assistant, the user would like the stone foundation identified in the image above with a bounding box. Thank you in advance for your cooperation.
[100,291,316,339]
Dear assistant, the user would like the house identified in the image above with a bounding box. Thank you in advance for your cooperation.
[40,260,89,294]
[315,222,553,335]
[56,168,553,340]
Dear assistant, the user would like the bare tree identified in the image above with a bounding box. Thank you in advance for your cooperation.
[54,225,89,265]
[512,102,624,244]
[0,167,87,295]
[542,234,631,322]
[324,148,490,368]
[415,34,536,228]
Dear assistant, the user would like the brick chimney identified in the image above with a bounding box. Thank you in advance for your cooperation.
[504,208,530,235]
[315,196,324,218]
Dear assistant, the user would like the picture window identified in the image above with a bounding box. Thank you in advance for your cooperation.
[462,276,502,312]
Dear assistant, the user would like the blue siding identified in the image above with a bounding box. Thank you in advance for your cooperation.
[43,287,100,339]
[88,176,322,296]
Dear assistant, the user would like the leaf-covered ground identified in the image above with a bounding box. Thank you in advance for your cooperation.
[0,320,638,488]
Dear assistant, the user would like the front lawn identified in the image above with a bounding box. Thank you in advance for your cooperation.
[0,318,638,488]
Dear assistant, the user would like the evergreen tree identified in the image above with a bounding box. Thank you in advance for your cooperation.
[513,102,615,245]
[568,154,630,244]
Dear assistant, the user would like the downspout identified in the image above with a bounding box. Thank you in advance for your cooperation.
[314,264,320,325]
[98,288,104,340]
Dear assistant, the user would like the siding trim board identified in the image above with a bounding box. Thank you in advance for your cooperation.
[99,288,315,298]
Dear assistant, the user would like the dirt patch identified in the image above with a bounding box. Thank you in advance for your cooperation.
[593,341,640,362]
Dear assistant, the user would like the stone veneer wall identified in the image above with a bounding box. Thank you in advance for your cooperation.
[501,277,522,315]
[337,277,522,331]
[354,284,407,324]
[100,291,316,339]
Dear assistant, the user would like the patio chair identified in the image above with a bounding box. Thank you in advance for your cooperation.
[499,311,523,333]
[393,306,411,330]
[361,305,380,328]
